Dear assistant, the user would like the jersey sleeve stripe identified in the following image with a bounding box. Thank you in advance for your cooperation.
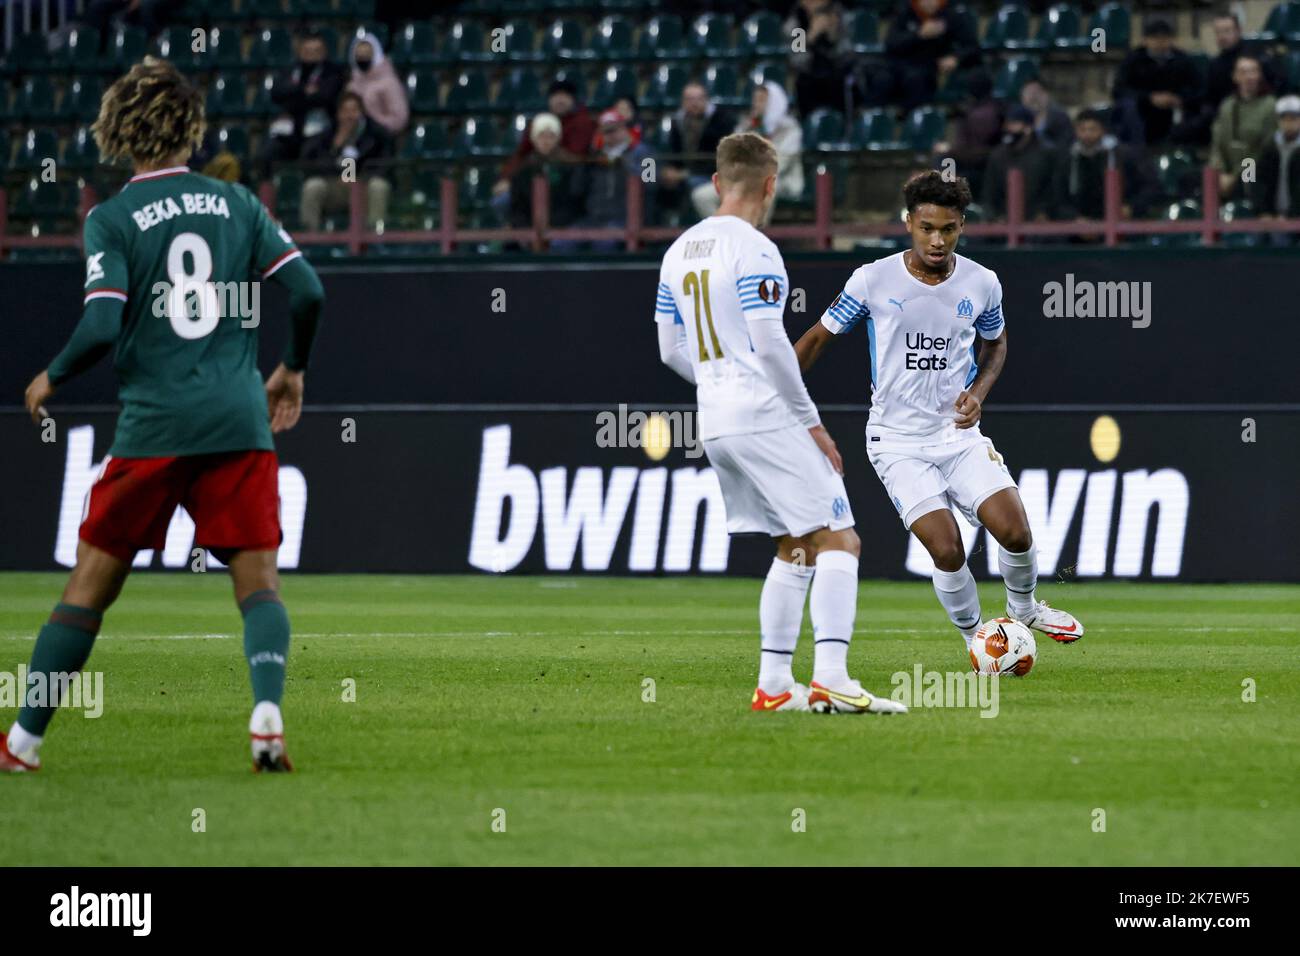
[84,288,128,304]
[261,248,302,277]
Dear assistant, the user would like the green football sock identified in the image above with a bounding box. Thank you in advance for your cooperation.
[17,604,102,736]
[241,590,290,706]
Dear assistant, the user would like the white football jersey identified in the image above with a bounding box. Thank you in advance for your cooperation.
[820,251,1005,442]
[655,215,798,440]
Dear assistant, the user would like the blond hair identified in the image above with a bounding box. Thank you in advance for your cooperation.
[715,131,777,196]
[92,57,205,166]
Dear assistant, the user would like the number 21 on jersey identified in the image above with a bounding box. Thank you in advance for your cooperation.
[683,269,724,362]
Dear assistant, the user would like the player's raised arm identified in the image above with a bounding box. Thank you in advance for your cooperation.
[797,266,871,373]
[654,273,696,384]
[955,279,1007,429]
[25,210,129,424]
[250,190,325,433]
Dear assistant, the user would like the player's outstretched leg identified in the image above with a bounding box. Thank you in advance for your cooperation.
[751,543,815,712]
[229,550,294,772]
[978,489,1084,643]
[2,542,129,773]
[804,527,907,715]
[910,508,983,651]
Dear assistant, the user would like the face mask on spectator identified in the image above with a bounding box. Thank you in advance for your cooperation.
[356,58,373,72]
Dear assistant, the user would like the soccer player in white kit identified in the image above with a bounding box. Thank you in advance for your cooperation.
[654,132,905,714]
[795,170,1083,653]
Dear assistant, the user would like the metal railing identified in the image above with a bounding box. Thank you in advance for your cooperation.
[4,162,1300,259]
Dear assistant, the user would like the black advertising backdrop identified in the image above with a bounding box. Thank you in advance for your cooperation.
[6,248,1300,406]
[2,408,1295,581]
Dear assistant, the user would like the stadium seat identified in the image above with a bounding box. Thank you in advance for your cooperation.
[592,65,640,108]
[1148,199,1202,247]
[455,118,507,159]
[704,63,744,108]
[63,77,104,123]
[250,73,279,116]
[804,108,848,151]
[495,67,547,114]
[1247,2,1300,42]
[444,70,491,113]
[848,10,883,55]
[155,26,202,72]
[459,165,498,221]
[1035,3,1087,50]
[739,11,786,58]
[500,19,542,63]
[637,15,690,60]
[441,20,489,64]
[983,4,1032,51]
[207,27,247,71]
[690,13,738,58]
[14,178,75,221]
[246,0,288,20]
[273,168,302,228]
[1153,150,1198,200]
[392,21,438,68]
[18,128,58,166]
[101,26,148,72]
[215,125,250,163]
[18,77,55,122]
[205,75,249,118]
[252,28,294,69]
[0,86,15,126]
[1088,3,1130,51]
[0,129,12,168]
[902,106,946,152]
[748,61,788,89]
[404,70,442,114]
[592,16,636,60]
[402,120,455,161]
[643,63,688,110]
[543,18,593,61]
[5,32,48,76]
[851,108,901,150]
[65,125,99,170]
[992,57,1040,98]
[60,27,101,75]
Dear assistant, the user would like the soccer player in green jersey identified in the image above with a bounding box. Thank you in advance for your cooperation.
[3,59,325,773]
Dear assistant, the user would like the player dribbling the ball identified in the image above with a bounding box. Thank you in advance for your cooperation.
[795,170,1083,656]
[3,59,324,773]
[655,132,905,715]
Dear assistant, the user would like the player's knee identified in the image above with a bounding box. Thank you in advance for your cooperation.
[1000,527,1033,554]
[930,540,966,572]
[836,528,861,558]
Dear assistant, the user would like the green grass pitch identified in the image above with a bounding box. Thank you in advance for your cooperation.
[1,573,1296,866]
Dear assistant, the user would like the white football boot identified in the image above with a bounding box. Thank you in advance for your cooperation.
[809,678,908,714]
[250,701,294,772]
[1014,600,1084,643]
[750,683,812,712]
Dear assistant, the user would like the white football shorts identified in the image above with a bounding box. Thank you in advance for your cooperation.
[704,424,855,537]
[868,432,1016,529]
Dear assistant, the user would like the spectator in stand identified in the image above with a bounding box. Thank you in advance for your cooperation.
[785,0,852,116]
[84,0,183,46]
[659,81,733,221]
[1211,55,1277,200]
[884,0,981,112]
[982,105,1055,221]
[932,69,1002,200]
[494,79,596,201]
[507,113,585,234]
[1254,95,1300,224]
[346,32,409,137]
[566,109,656,252]
[1049,109,1160,223]
[1175,13,1283,146]
[592,96,642,152]
[1019,78,1073,150]
[300,91,393,231]
[696,82,805,222]
[1112,19,1201,147]
[265,29,347,168]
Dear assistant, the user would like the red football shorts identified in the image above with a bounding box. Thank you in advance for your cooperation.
[80,450,281,563]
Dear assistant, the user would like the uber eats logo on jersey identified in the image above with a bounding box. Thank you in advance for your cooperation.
[904,332,952,371]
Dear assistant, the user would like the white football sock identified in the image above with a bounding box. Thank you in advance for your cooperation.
[932,563,982,649]
[758,557,814,694]
[5,722,41,759]
[809,550,859,687]
[999,544,1038,619]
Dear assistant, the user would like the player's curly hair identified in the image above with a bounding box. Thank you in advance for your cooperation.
[92,57,205,167]
[902,169,973,214]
